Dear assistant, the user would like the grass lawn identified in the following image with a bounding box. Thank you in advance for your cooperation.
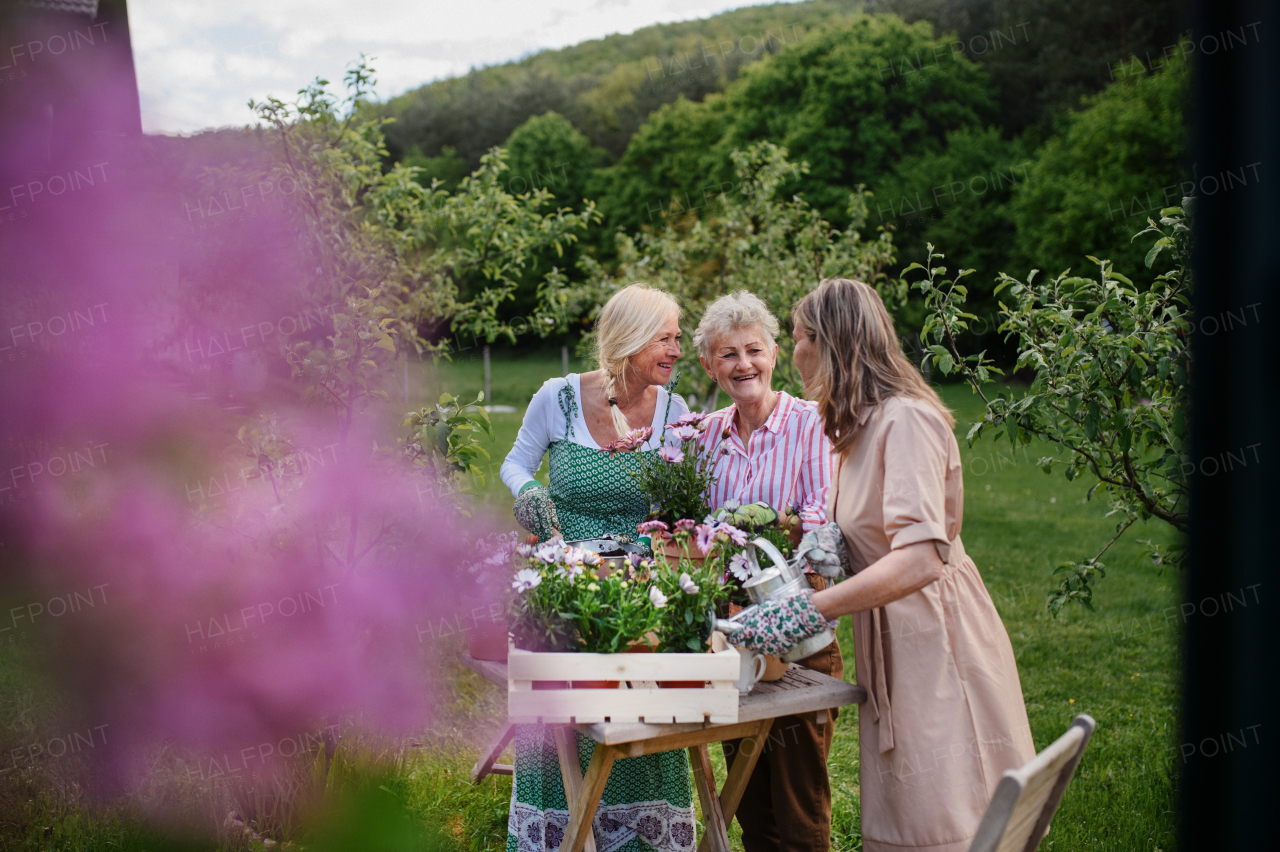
[0,352,1179,851]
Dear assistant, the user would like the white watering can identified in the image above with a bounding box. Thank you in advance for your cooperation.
[714,537,835,663]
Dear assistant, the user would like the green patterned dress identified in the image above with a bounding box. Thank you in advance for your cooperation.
[506,377,696,852]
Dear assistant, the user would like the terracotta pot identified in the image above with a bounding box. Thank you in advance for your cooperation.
[658,680,706,689]
[659,539,706,566]
[461,597,508,662]
[726,602,786,681]
[465,621,509,662]
[533,681,569,690]
[760,655,789,681]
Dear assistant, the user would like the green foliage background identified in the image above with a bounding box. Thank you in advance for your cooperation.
[364,0,1190,357]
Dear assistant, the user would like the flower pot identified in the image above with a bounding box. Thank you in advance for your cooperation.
[534,680,570,690]
[658,680,706,688]
[461,597,508,662]
[726,602,786,682]
[761,655,789,681]
[660,539,707,566]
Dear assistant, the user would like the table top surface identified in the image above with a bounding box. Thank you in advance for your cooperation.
[459,652,867,746]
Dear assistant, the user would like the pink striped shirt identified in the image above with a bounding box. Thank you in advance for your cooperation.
[696,391,833,532]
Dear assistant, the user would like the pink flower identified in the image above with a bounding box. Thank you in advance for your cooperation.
[637,520,670,534]
[695,521,749,555]
[673,518,697,532]
[695,523,717,556]
[675,411,708,427]
[602,426,654,455]
[668,424,699,442]
[721,523,749,546]
[657,446,684,464]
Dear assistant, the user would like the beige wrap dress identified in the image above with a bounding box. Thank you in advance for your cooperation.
[830,396,1035,852]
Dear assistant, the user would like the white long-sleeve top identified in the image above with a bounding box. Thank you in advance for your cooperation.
[500,374,690,497]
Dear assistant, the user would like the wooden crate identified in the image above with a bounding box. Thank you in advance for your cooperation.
[507,645,741,724]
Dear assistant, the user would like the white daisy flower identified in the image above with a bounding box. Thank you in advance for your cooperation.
[512,569,542,592]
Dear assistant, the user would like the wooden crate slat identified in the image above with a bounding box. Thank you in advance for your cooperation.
[509,685,738,724]
[507,646,739,681]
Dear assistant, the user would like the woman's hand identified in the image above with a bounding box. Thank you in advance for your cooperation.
[726,590,829,657]
[794,522,849,578]
[513,483,561,541]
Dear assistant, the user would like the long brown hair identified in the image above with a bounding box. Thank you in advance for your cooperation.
[792,278,953,453]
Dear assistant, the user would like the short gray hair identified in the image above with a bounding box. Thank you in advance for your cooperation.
[694,291,780,362]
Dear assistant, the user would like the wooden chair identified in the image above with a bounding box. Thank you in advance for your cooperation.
[968,714,1096,852]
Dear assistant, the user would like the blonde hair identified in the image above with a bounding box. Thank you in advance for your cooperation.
[595,283,682,438]
[792,278,952,453]
[693,291,780,362]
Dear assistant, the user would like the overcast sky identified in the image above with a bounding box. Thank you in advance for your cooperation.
[129,0,789,134]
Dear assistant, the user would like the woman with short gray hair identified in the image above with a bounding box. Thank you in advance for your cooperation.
[693,290,840,852]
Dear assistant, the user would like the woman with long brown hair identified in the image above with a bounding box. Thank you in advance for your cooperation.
[729,278,1036,852]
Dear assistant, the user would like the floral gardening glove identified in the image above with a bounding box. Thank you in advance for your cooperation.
[794,522,851,578]
[513,483,560,542]
[729,590,828,657]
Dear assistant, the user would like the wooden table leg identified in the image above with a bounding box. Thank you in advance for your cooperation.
[554,727,599,852]
[560,741,618,852]
[689,744,731,852]
[696,719,773,852]
[471,722,515,783]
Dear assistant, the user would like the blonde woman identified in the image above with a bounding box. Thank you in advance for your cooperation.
[730,279,1036,852]
[500,283,695,852]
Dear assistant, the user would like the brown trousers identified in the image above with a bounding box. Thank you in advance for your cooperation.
[723,578,845,852]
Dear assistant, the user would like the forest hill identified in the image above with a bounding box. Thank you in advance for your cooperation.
[875,163,1032,222]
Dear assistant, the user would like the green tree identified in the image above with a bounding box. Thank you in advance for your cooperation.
[914,206,1191,612]
[191,60,595,437]
[721,14,997,224]
[500,112,606,323]
[1009,53,1188,281]
[378,1,866,165]
[591,95,731,235]
[872,126,1030,324]
[504,112,602,211]
[597,15,998,240]
[401,144,467,190]
[868,0,1182,136]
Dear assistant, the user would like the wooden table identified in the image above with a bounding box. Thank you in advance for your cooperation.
[460,653,866,852]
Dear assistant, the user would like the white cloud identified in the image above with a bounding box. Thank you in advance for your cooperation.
[129,0,788,134]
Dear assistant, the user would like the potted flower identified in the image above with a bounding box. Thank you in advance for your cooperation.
[460,532,520,661]
[506,538,665,687]
[648,558,735,686]
[606,412,716,557]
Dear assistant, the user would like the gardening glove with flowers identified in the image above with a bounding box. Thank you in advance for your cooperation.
[794,522,851,579]
[513,482,561,542]
[727,589,828,657]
